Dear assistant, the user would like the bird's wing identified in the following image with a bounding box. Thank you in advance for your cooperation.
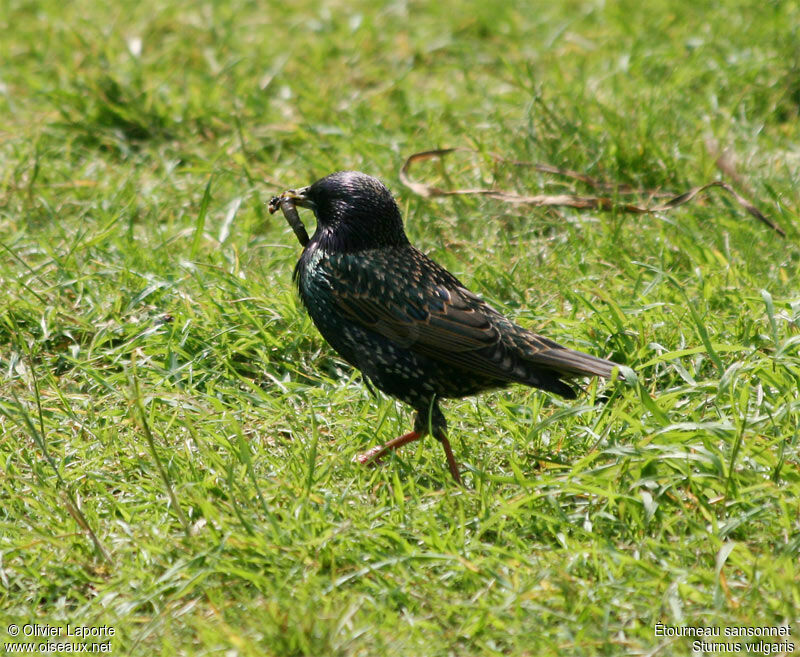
[326,253,499,352]
[323,249,593,385]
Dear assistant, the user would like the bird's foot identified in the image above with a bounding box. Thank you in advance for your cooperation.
[354,430,423,466]
[437,434,463,485]
[354,429,463,485]
[354,444,389,466]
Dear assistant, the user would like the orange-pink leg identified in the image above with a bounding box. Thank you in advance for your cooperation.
[438,434,462,484]
[355,430,462,484]
[355,430,423,465]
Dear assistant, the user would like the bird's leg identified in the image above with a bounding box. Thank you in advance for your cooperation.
[424,402,462,484]
[355,429,462,484]
[355,402,462,484]
[436,430,462,485]
[354,430,423,466]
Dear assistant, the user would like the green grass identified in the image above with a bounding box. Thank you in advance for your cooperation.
[1,0,799,655]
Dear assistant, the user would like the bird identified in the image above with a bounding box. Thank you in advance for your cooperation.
[272,171,623,483]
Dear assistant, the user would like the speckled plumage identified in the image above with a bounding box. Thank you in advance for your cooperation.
[281,171,622,482]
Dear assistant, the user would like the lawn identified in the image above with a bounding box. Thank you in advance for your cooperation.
[1,0,799,655]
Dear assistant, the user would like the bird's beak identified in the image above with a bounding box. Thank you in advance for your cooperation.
[281,186,316,211]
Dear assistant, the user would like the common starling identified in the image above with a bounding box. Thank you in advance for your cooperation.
[271,171,622,483]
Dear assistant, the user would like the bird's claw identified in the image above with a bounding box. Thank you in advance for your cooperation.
[354,446,385,466]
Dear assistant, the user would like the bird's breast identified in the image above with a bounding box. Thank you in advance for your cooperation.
[295,243,331,304]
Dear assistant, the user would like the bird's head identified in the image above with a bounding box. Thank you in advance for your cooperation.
[282,171,409,251]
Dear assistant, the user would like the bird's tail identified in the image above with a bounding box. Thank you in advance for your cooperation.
[513,328,623,378]
[518,344,624,400]
[530,345,622,379]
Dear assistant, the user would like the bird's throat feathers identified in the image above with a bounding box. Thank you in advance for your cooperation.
[309,213,408,253]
